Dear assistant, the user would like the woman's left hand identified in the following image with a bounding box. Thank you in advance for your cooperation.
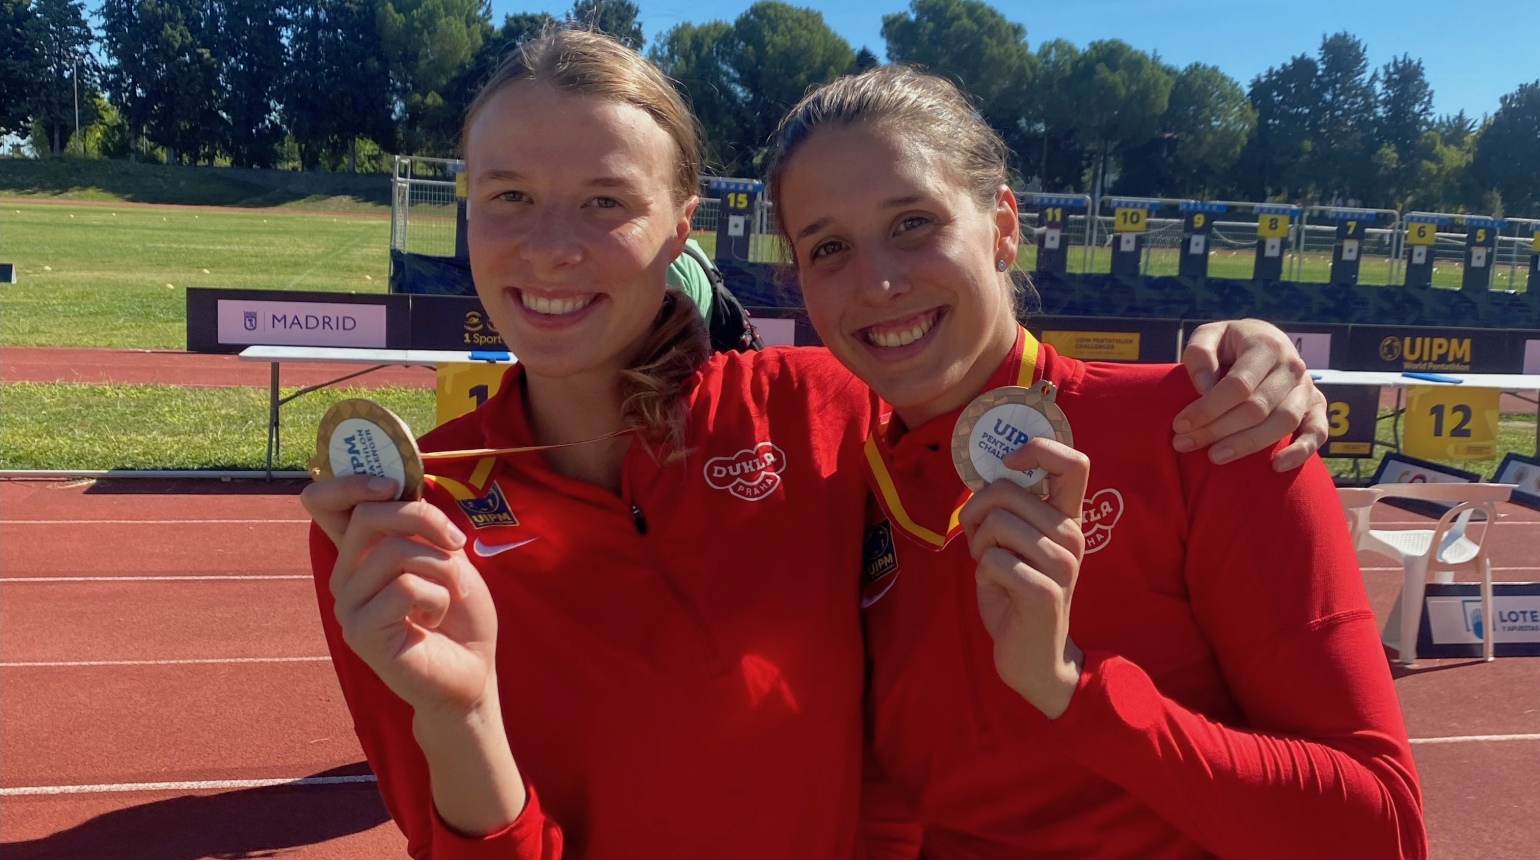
[958,437,1088,720]
[1175,319,1328,471]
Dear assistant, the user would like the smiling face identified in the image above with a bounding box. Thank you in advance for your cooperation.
[779,122,1022,427]
[464,83,695,379]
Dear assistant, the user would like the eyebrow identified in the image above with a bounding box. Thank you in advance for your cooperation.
[474,169,640,190]
[795,217,831,241]
[793,195,928,241]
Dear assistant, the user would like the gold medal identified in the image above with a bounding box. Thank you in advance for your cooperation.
[310,399,426,501]
[951,381,1073,496]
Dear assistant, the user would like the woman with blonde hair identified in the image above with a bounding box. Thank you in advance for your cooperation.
[303,28,1328,859]
[767,64,1424,860]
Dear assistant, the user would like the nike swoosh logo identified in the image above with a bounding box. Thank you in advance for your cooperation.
[860,576,899,609]
[472,536,539,557]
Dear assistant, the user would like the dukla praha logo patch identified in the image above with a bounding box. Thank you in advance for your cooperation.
[1082,488,1124,554]
[456,482,519,528]
[705,442,787,501]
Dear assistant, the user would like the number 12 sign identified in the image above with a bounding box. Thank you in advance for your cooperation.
[1403,385,1500,461]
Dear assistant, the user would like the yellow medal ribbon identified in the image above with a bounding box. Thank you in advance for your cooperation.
[863,328,1040,549]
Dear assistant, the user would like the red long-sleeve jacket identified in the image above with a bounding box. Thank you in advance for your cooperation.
[309,348,874,859]
[858,329,1426,860]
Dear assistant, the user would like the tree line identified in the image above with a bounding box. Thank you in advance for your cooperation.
[3,0,1537,216]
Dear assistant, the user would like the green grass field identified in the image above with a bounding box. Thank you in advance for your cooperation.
[0,382,435,471]
[1,201,390,348]
[1,156,392,212]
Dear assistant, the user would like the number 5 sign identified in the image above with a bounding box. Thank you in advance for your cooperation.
[1403,385,1500,461]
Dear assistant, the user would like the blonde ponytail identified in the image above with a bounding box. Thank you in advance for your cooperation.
[619,291,710,462]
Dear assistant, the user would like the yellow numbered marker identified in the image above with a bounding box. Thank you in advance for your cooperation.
[1406,222,1437,245]
[1531,229,1539,252]
[1114,207,1148,233]
[436,362,510,427]
[454,172,468,199]
[1403,385,1500,461]
[1257,214,1291,239]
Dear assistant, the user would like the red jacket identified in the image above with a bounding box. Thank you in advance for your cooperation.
[859,329,1426,860]
[310,348,873,859]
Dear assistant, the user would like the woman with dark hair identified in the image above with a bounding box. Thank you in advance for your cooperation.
[766,64,1424,860]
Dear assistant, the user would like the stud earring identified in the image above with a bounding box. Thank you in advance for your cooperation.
[996,259,1008,272]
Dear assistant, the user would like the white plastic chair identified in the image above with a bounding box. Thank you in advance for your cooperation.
[1338,483,1514,665]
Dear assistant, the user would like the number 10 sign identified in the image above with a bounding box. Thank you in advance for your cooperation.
[1403,385,1500,461]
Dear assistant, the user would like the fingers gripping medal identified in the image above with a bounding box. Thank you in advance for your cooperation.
[952,381,1074,496]
[310,399,426,501]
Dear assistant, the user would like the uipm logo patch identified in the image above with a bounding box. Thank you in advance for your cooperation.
[456,482,519,528]
[705,442,787,501]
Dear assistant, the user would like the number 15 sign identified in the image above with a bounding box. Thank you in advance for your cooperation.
[1403,385,1500,461]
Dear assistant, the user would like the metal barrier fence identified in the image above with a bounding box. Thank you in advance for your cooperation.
[391,155,460,258]
[390,157,1534,292]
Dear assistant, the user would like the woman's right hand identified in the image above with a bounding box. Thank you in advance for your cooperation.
[302,475,500,723]
[958,438,1089,719]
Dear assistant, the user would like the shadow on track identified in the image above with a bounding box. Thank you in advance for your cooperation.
[0,763,392,860]
[81,478,308,496]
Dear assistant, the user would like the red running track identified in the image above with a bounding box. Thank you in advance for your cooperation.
[1,477,1537,859]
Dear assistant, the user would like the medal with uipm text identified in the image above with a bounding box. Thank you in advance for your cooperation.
[951,380,1073,496]
[310,399,426,501]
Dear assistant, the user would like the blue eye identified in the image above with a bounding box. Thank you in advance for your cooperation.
[589,197,620,209]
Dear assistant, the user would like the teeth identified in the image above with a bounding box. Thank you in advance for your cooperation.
[865,312,937,348]
[521,292,595,315]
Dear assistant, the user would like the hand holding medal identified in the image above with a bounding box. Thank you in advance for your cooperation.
[953,381,1089,720]
[310,399,427,501]
[302,400,501,725]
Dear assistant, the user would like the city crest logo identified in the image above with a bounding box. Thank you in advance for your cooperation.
[704,442,787,501]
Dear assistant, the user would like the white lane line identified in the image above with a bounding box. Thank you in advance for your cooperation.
[1,774,376,797]
[1409,733,1540,745]
[1359,566,1540,572]
[1373,524,1540,530]
[2,575,311,582]
[1,519,308,525]
[1,656,330,668]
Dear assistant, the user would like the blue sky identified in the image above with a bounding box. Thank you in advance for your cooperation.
[493,0,1539,119]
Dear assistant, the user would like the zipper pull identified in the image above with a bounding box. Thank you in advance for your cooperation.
[630,503,649,535]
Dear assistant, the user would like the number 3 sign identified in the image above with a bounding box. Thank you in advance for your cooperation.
[1403,385,1500,461]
